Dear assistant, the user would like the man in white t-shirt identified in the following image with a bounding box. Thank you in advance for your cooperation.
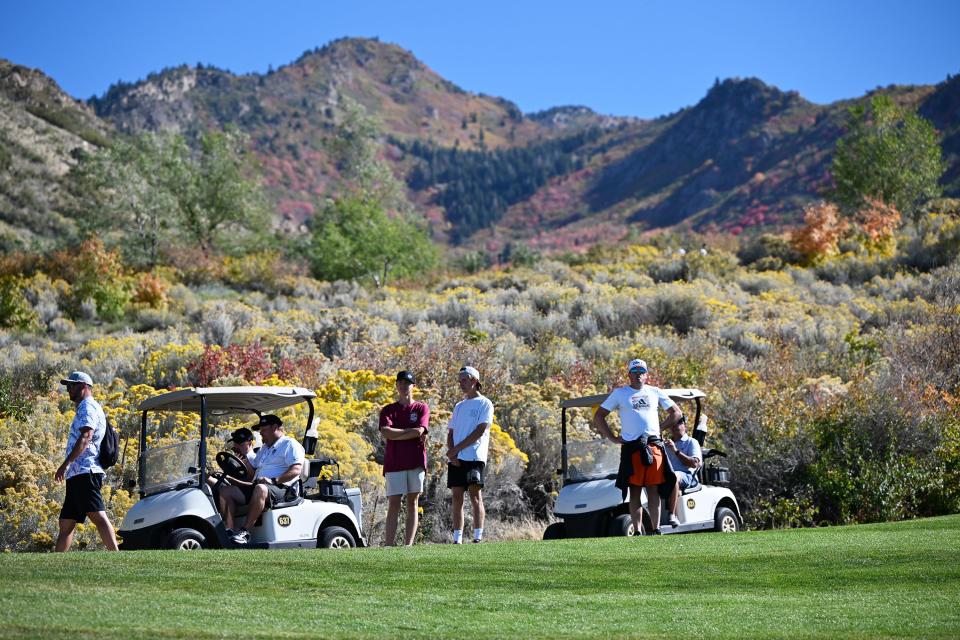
[446,366,494,544]
[220,414,304,545]
[593,359,682,535]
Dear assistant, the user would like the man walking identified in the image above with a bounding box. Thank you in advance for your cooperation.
[447,366,493,544]
[593,359,681,535]
[54,371,119,552]
[379,370,430,546]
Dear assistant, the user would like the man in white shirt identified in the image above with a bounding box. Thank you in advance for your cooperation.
[664,417,701,487]
[54,371,119,552]
[592,359,682,535]
[446,366,494,544]
[221,414,304,544]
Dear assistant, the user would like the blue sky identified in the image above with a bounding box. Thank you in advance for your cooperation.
[2,0,958,118]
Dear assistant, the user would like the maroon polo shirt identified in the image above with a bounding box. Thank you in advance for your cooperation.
[379,401,430,473]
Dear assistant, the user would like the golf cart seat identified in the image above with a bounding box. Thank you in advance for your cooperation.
[269,483,304,510]
[681,478,703,495]
[301,457,335,490]
[230,483,303,518]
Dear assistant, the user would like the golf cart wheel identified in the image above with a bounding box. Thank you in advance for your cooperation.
[166,527,206,550]
[609,514,636,537]
[542,522,566,540]
[714,507,739,533]
[319,526,355,549]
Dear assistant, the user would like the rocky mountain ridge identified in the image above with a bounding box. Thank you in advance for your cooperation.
[1,38,957,254]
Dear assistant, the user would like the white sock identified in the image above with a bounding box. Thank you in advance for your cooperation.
[453,529,463,544]
[473,527,483,541]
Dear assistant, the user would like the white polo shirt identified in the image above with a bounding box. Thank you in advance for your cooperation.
[600,385,676,441]
[253,435,305,486]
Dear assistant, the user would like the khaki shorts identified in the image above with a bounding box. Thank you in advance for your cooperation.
[385,467,425,496]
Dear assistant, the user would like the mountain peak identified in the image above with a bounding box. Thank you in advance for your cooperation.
[700,77,805,115]
[295,37,424,71]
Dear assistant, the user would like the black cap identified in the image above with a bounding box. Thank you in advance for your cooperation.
[254,414,283,430]
[396,370,416,384]
[229,427,255,444]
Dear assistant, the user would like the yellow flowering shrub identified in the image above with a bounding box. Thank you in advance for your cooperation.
[311,416,380,489]
[141,340,205,388]
[315,370,394,430]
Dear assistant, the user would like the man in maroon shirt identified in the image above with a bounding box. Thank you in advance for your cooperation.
[379,370,430,546]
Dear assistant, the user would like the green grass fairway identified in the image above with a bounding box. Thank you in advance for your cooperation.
[1,516,958,639]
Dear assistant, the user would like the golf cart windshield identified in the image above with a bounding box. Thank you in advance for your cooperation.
[138,409,257,496]
[566,438,619,482]
[141,439,200,495]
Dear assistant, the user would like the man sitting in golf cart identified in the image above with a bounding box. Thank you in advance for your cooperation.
[218,414,304,544]
[665,416,701,489]
[664,415,702,516]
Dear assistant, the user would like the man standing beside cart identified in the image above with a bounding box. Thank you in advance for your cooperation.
[592,359,682,535]
[379,370,430,546]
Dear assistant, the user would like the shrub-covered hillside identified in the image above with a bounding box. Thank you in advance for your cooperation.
[1,211,959,550]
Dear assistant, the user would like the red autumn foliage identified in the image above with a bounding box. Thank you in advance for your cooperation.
[790,201,848,262]
[857,197,901,244]
[187,343,275,386]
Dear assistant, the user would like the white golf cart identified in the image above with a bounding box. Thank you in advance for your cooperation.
[118,386,366,550]
[543,389,741,539]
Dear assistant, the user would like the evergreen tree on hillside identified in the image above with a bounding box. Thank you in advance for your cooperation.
[402,128,600,242]
[329,98,411,215]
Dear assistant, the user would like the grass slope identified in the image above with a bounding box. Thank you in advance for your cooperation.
[1,516,958,639]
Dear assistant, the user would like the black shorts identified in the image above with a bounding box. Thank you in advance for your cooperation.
[447,460,485,488]
[240,481,299,507]
[60,473,105,522]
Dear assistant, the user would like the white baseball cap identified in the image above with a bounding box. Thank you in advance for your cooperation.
[459,366,482,388]
[60,371,94,386]
[627,359,648,374]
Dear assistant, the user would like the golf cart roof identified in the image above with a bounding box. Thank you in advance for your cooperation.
[138,386,317,413]
[560,388,705,409]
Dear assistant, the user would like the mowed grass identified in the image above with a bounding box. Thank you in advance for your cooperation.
[1,516,959,639]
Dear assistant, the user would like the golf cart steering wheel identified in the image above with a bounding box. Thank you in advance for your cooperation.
[216,451,249,481]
